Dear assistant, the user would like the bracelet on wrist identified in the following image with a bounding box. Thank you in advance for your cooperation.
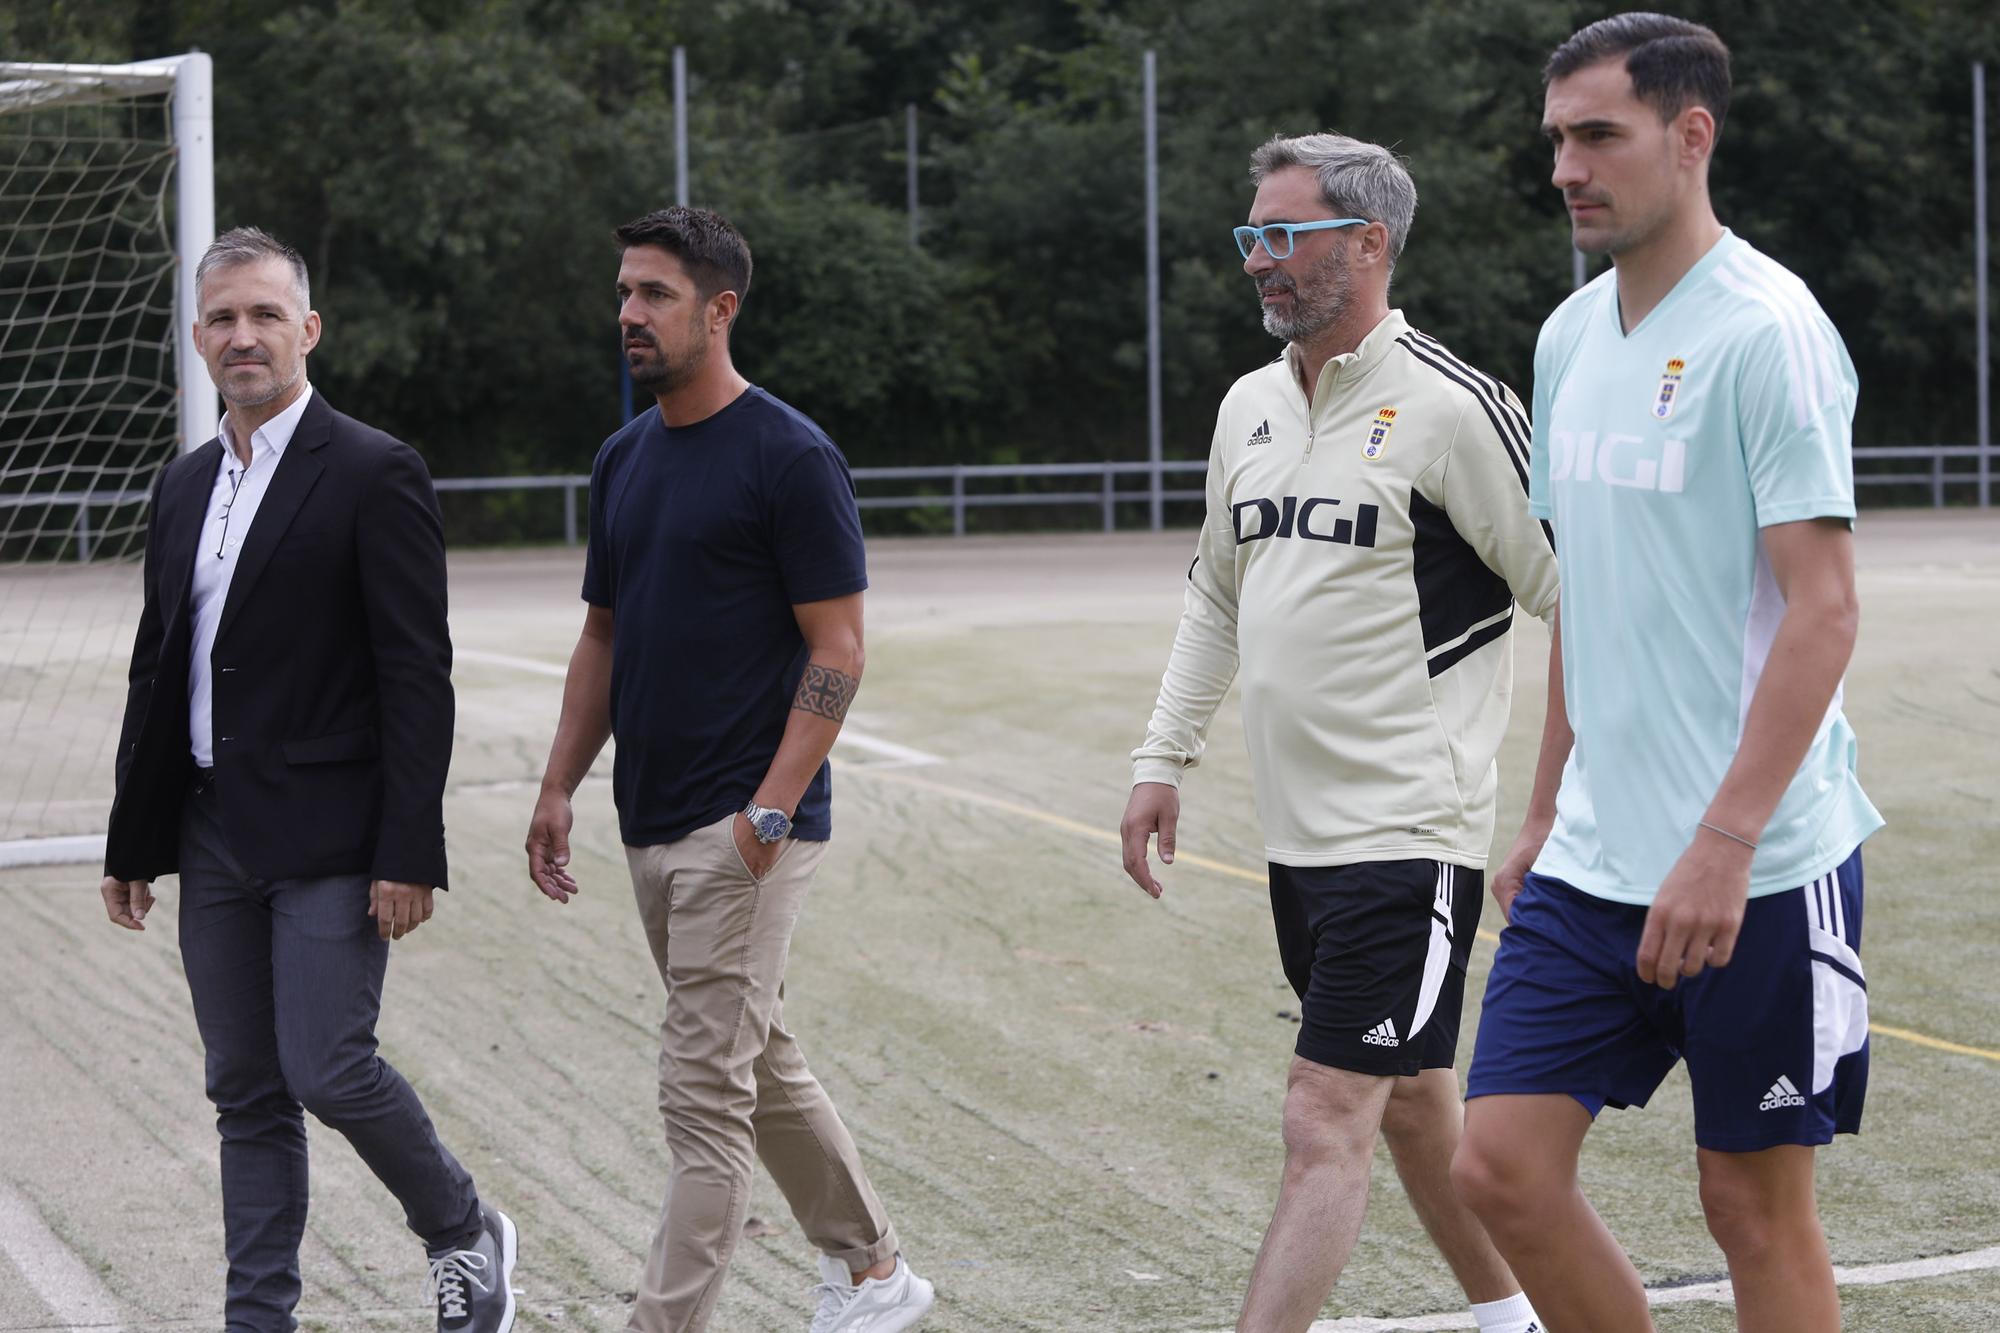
[1697,819,1758,851]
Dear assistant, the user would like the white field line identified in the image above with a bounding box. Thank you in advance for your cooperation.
[0,1180,125,1330]
[0,834,104,868]
[1194,1244,2000,1332]
[454,646,587,678]
[823,728,942,768]
[0,653,942,868]
[457,647,941,768]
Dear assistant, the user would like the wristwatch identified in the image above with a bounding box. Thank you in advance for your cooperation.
[742,800,793,844]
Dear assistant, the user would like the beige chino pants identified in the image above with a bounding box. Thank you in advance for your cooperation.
[624,815,897,1333]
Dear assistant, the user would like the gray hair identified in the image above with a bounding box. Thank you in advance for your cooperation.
[1248,133,1418,269]
[194,226,312,316]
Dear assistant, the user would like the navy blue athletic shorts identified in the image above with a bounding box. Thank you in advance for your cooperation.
[1467,848,1868,1152]
[1269,859,1484,1077]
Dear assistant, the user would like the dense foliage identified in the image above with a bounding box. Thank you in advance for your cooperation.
[9,0,1996,488]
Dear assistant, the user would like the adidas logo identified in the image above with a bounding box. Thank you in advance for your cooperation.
[1759,1075,1806,1111]
[1361,1017,1400,1047]
[1246,419,1272,447]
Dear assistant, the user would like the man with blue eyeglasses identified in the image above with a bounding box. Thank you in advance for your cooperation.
[1120,133,1552,1333]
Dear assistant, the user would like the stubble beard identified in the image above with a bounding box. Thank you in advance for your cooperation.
[1260,243,1355,345]
[217,357,301,411]
[1569,193,1634,257]
[627,323,709,395]
[1576,201,1670,258]
[1574,146,1685,257]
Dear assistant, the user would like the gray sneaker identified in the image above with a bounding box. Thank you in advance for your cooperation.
[426,1204,517,1333]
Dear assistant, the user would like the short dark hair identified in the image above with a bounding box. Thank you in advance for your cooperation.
[613,206,753,311]
[1545,12,1731,132]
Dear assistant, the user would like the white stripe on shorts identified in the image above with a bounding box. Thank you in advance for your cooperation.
[1407,864,1455,1041]
[1805,867,1868,1093]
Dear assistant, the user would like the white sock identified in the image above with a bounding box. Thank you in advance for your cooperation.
[1471,1290,1543,1332]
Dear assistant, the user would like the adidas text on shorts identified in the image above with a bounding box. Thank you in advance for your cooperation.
[1269,859,1484,1077]
[1466,848,1869,1152]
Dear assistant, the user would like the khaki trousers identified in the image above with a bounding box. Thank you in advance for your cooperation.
[624,815,897,1333]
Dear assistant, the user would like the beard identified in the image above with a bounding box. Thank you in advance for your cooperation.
[216,355,301,410]
[1574,198,1671,257]
[626,319,709,394]
[1258,241,1355,344]
[1569,143,1683,256]
[1568,189,1628,255]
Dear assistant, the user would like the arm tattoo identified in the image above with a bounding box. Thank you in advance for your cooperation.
[793,662,859,722]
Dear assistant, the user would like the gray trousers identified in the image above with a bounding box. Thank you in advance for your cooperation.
[177,782,481,1332]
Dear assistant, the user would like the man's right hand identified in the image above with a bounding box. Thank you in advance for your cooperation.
[100,877,153,931]
[526,787,580,903]
[1119,781,1181,899]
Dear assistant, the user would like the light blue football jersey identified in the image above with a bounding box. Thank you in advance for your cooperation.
[1529,229,1882,906]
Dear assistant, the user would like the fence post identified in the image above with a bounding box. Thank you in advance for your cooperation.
[1142,50,1164,532]
[1976,62,1990,507]
[674,47,689,207]
[75,501,92,563]
[1934,453,1945,508]
[906,103,920,249]
[952,466,966,537]
[1102,468,1117,532]
[564,483,579,545]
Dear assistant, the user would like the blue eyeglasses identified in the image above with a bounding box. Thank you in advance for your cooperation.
[1233,218,1368,260]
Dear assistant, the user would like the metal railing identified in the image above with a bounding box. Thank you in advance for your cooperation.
[433,472,592,544]
[6,446,1992,560]
[432,449,2000,537]
[1849,445,1993,509]
[436,461,1213,541]
[847,460,1207,535]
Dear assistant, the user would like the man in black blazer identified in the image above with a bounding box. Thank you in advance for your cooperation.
[100,227,515,1333]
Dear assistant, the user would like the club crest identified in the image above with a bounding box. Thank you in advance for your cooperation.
[1362,407,1397,461]
[1653,358,1686,419]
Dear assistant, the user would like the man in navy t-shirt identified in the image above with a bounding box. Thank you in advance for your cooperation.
[524,207,933,1333]
[581,379,866,848]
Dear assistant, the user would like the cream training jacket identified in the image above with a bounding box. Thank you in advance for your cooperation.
[1132,309,1560,869]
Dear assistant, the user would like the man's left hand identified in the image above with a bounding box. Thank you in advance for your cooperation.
[732,814,786,880]
[1489,817,1552,924]
[1635,835,1752,989]
[369,880,435,941]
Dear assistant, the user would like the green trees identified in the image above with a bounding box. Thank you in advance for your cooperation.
[5,0,1994,491]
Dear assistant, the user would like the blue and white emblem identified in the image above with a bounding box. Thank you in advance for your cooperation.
[1653,358,1686,420]
[1362,407,1397,461]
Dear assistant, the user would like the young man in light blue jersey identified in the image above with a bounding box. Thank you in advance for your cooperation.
[1451,15,1880,1332]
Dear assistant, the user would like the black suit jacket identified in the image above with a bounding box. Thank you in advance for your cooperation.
[104,391,454,888]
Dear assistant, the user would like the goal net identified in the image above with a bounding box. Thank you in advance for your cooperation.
[0,56,213,864]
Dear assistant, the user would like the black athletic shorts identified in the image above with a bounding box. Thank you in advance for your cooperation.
[1268,859,1485,1077]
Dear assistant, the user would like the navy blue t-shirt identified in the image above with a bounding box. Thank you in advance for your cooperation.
[581,387,868,847]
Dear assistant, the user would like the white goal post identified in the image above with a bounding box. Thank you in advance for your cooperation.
[0,54,217,455]
[0,54,215,867]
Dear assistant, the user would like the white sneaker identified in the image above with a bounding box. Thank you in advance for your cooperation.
[809,1253,935,1332]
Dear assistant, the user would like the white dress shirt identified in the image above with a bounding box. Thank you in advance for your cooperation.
[188,383,315,766]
